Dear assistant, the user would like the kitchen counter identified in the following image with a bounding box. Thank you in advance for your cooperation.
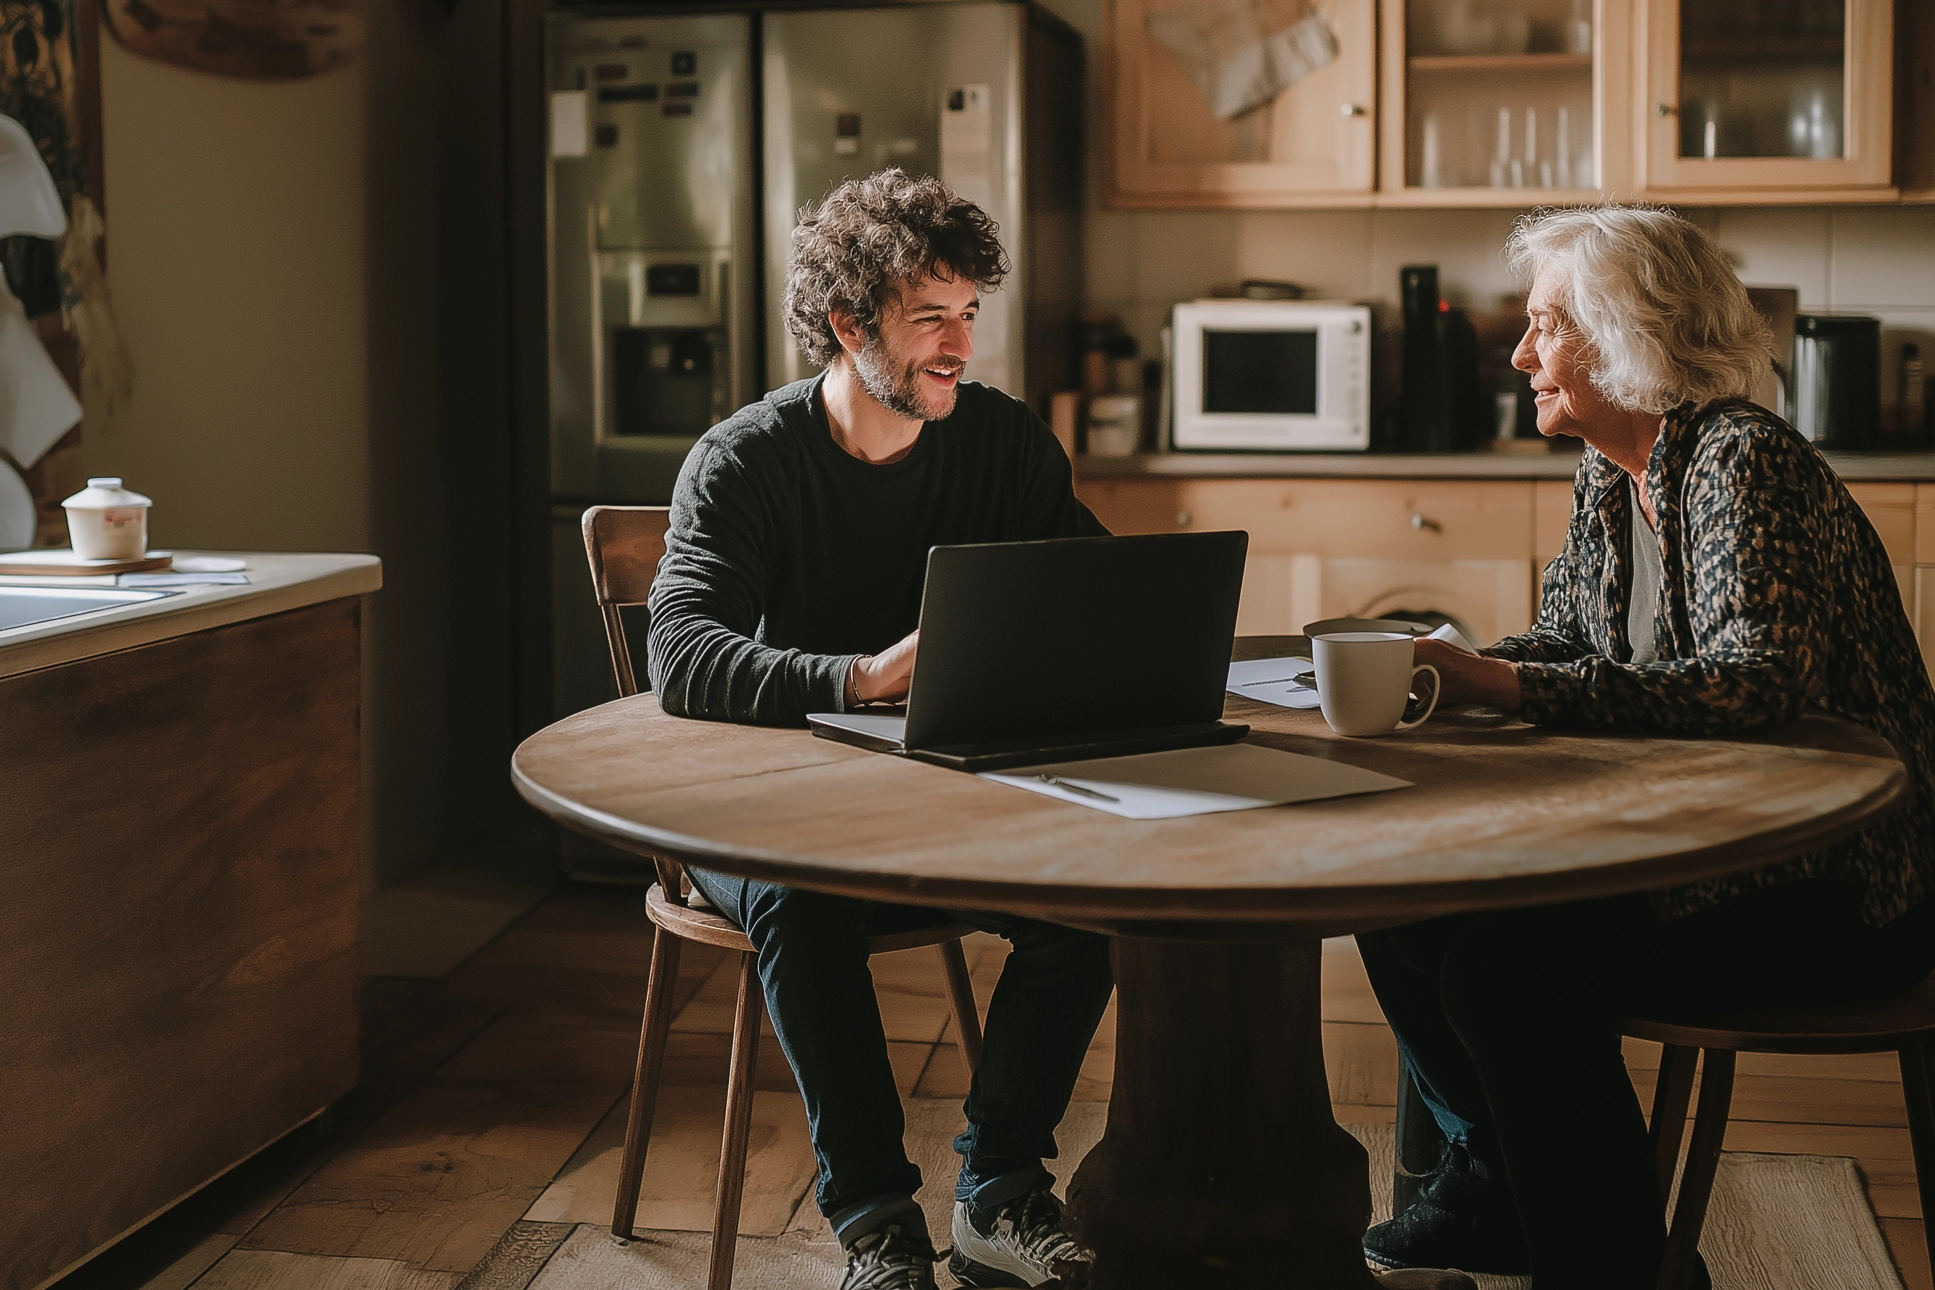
[1075,449,1935,482]
[0,551,382,680]
[2,550,378,1290]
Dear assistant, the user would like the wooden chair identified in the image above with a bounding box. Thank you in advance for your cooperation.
[580,505,987,1290]
[1629,975,1935,1290]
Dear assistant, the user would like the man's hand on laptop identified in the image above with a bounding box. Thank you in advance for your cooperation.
[849,630,920,705]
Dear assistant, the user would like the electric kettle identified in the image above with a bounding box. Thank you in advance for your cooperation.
[1793,314,1881,451]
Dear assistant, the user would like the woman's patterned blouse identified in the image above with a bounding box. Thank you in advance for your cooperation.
[1484,397,1935,926]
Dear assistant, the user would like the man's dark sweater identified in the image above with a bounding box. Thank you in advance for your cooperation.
[647,375,1107,725]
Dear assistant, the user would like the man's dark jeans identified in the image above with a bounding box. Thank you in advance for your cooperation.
[1357,880,1935,1289]
[687,867,1115,1244]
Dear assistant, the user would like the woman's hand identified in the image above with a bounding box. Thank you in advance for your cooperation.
[1414,638,1521,711]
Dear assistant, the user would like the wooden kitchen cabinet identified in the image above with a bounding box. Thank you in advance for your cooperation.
[1635,0,1895,195]
[1104,0,1932,207]
[1,592,365,1290]
[1919,567,1935,682]
[1919,483,1934,681]
[1104,0,1378,206]
[1533,478,1574,568]
[1078,476,1534,558]
[1847,481,1918,608]
[1376,0,1635,205]
[1078,471,1935,657]
[1076,475,1537,641]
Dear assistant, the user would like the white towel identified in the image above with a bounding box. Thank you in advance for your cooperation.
[0,272,81,470]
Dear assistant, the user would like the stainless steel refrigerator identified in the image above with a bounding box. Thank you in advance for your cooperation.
[546,2,1084,724]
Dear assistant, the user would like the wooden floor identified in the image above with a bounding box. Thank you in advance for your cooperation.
[49,881,1930,1290]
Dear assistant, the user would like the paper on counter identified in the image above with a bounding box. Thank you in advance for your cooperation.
[981,742,1410,819]
[1228,655,1321,709]
[120,571,250,586]
[1424,622,1477,653]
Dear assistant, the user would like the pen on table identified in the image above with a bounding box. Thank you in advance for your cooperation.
[1035,774,1119,803]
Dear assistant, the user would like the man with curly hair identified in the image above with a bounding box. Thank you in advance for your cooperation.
[648,169,1114,1290]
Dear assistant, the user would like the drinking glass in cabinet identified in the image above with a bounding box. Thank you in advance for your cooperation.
[1677,0,1846,159]
[1402,0,1595,191]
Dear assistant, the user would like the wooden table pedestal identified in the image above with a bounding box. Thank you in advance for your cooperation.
[1068,935,1380,1289]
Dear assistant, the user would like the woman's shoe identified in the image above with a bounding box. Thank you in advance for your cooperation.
[1362,1140,1530,1276]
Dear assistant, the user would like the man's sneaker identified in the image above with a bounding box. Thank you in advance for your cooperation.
[1362,1139,1528,1276]
[949,1188,1094,1288]
[841,1222,940,1290]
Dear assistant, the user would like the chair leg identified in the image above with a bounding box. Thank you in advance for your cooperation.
[612,922,683,1239]
[1650,1043,1699,1202]
[1899,1042,1935,1278]
[708,950,765,1290]
[1659,1048,1735,1290]
[938,938,984,1077]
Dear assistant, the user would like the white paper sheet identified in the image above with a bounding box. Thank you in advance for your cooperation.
[1227,655,1321,709]
[980,743,1411,819]
[1230,626,1476,712]
[119,571,250,586]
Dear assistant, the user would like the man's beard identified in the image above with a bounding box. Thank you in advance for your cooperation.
[854,335,965,421]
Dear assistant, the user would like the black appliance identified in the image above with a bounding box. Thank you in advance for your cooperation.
[1398,264,1487,453]
[1793,314,1881,451]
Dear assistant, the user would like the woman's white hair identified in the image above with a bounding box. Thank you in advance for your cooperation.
[1505,205,1776,415]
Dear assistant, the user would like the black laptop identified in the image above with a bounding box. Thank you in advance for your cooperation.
[807,530,1249,772]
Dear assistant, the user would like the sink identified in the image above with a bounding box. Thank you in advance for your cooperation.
[0,585,182,632]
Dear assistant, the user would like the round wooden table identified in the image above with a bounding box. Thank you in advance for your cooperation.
[512,638,1907,1289]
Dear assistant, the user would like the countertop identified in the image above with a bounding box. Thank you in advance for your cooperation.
[1073,449,1935,482]
[0,551,383,681]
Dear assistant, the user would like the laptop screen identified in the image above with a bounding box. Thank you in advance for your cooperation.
[902,531,1247,751]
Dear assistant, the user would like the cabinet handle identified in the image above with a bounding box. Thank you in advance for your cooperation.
[1655,102,1677,117]
[1176,510,1192,528]
[1410,511,1442,533]
[1341,103,1367,117]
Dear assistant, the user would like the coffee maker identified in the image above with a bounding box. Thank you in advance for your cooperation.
[1397,265,1486,453]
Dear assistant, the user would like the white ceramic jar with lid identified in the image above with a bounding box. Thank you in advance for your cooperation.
[62,477,151,559]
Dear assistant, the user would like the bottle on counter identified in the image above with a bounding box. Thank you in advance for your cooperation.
[1899,342,1927,449]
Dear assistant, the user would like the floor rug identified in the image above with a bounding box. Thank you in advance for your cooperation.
[489,1101,1902,1290]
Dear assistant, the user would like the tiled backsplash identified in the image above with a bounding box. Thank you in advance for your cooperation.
[1082,205,1935,423]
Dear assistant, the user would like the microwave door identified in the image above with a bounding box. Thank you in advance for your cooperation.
[1203,328,1319,416]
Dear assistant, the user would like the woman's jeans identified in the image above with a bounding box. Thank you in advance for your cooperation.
[687,867,1115,1246]
[1357,880,1935,1289]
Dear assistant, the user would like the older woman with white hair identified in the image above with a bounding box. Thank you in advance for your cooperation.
[1358,205,1935,1289]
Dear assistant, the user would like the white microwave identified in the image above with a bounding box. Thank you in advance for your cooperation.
[1169,300,1372,452]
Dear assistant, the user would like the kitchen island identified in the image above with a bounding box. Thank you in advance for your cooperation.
[0,553,380,1290]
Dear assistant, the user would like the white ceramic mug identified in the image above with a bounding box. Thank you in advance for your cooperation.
[1312,631,1441,737]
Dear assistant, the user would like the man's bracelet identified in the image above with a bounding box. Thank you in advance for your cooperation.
[847,657,870,708]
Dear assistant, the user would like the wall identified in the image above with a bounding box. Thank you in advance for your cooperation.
[1037,0,1935,426]
[85,20,446,889]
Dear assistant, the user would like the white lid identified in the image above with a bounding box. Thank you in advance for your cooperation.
[62,476,151,509]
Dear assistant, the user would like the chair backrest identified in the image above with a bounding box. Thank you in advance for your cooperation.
[581,505,688,900]
[581,505,671,700]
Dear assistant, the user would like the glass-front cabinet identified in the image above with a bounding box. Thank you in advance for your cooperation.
[1379,0,1633,202]
[1639,0,1894,191]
